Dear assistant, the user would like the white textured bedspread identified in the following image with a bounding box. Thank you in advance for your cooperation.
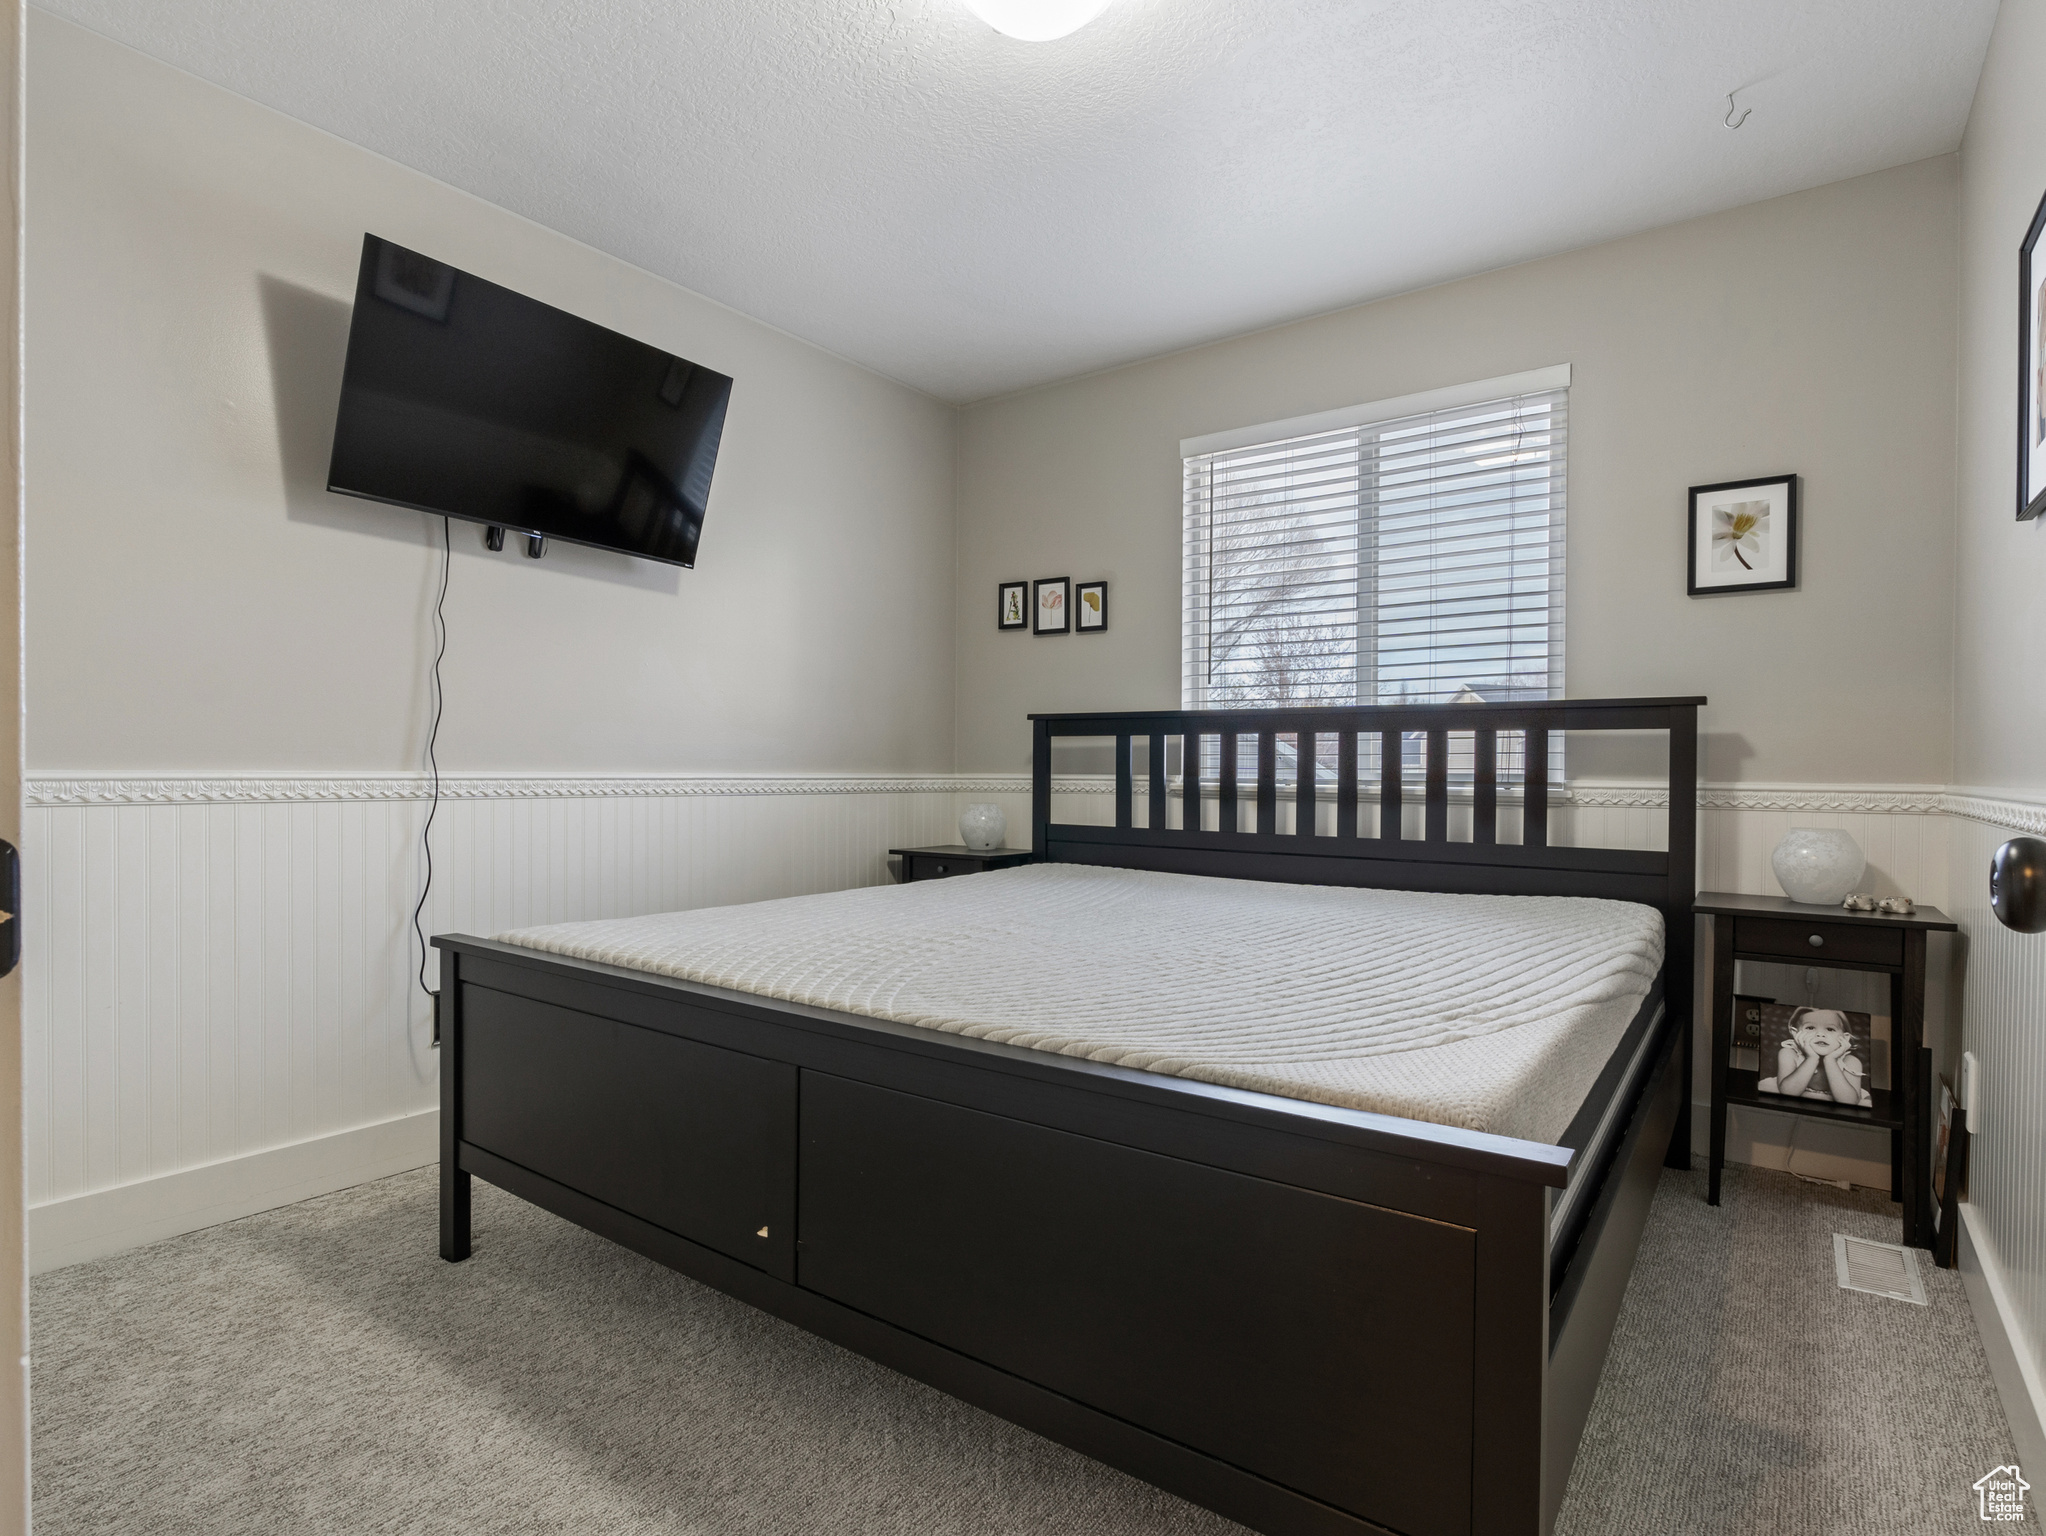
[497,864,1663,1145]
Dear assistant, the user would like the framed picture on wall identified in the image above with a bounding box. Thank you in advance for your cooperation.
[1034,577,1070,634]
[1687,474,1798,596]
[997,581,1028,630]
[2019,187,2046,519]
[1075,580,1108,632]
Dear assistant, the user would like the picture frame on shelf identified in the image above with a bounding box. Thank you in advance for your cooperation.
[2020,186,2046,519]
[1731,993,1775,1069]
[1753,1005,1873,1108]
[1933,1078,1956,1219]
[1932,1075,1971,1267]
[1075,580,1107,633]
[997,580,1028,630]
[1033,576,1070,635]
[1687,474,1798,596]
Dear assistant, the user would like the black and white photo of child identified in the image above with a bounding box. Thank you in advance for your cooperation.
[1755,1006,1874,1108]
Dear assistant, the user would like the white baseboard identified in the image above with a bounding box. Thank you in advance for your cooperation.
[1959,1204,2046,1475]
[29,1110,438,1275]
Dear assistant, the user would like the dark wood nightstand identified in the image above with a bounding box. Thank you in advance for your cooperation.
[889,845,1033,883]
[1695,891,1956,1248]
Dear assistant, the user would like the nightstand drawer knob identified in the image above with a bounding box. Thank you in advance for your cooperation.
[1808,934,1824,948]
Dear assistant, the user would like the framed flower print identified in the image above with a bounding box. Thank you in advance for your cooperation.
[997,580,1028,630]
[1075,580,1107,632]
[1033,577,1070,634]
[1687,475,1797,596]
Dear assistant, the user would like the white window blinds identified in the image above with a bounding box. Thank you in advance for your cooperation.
[1182,386,1567,710]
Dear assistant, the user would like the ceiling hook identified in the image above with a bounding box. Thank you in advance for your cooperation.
[1724,92,1751,130]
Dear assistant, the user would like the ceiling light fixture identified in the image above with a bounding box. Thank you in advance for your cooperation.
[961,0,1114,42]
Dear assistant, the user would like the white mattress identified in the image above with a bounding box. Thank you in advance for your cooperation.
[496,863,1664,1146]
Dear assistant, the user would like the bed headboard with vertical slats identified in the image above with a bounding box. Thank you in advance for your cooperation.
[1027,694,1703,949]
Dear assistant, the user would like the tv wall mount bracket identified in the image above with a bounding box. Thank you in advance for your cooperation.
[483,525,545,559]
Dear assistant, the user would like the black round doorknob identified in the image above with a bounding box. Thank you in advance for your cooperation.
[1990,836,2046,933]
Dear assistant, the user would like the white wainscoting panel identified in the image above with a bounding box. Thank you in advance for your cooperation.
[1699,789,1951,909]
[22,775,962,1240]
[22,771,1968,1269]
[1944,795,2046,1465]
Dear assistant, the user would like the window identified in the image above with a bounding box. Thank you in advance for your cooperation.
[1181,368,1567,711]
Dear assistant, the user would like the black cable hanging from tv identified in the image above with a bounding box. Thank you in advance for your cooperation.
[414,516,450,1038]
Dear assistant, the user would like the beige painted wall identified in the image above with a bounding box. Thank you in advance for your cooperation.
[26,13,956,774]
[1957,2,2046,793]
[954,157,1958,782]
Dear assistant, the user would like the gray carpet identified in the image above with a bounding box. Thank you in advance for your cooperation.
[29,1163,2028,1534]
[1554,1167,2029,1534]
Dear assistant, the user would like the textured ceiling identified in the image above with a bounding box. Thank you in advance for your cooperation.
[40,0,1996,402]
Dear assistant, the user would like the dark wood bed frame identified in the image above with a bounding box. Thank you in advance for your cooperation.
[434,696,1703,1536]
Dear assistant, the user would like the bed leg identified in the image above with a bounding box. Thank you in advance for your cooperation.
[442,1163,471,1262]
[438,945,471,1261]
[1665,1101,1691,1170]
[1664,1015,1693,1170]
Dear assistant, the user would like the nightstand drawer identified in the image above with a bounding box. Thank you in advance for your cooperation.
[891,847,1031,883]
[1733,918,1902,967]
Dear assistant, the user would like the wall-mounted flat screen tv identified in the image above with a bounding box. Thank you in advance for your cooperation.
[327,234,733,568]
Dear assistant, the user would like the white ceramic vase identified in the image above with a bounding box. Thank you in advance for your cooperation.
[1770,828,1865,906]
[958,803,1007,853]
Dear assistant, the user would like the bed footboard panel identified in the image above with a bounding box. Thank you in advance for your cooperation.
[460,980,799,1281]
[459,1139,1399,1536]
[799,1071,1478,1536]
[433,937,1656,1536]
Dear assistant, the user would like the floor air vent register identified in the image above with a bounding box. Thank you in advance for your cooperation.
[1833,1232,1927,1305]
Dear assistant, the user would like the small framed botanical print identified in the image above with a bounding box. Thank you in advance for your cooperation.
[2021,187,2046,518]
[1075,580,1107,632]
[1687,475,1797,596]
[1033,577,1070,634]
[997,581,1028,630]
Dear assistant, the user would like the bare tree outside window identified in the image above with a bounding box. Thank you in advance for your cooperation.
[1184,388,1567,786]
[1186,394,1564,714]
[1204,502,1358,708]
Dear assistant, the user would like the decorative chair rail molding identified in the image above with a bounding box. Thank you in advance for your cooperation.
[26,773,1020,807]
[23,772,1984,812]
[1942,789,2046,837]
[1699,784,1949,815]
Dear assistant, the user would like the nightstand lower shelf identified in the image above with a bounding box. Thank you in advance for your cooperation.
[1721,1068,1900,1130]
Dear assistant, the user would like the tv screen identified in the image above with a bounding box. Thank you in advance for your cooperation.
[327,235,732,568]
